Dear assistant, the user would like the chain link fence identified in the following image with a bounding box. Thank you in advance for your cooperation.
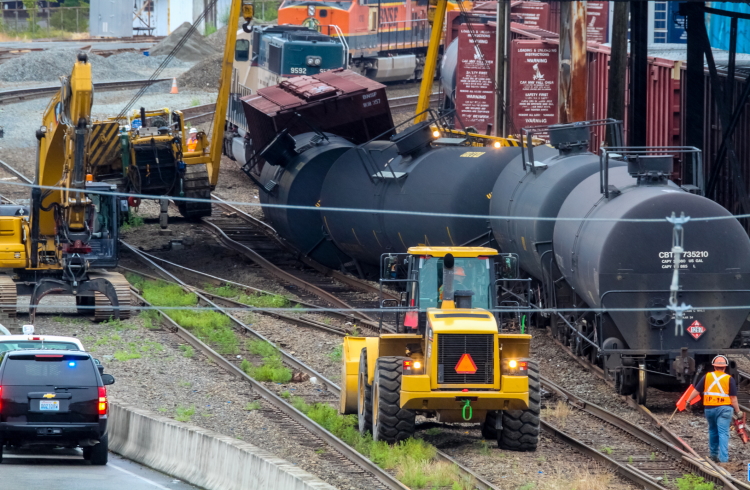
[0,7,89,36]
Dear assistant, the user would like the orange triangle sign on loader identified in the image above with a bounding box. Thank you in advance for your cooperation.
[455,353,477,374]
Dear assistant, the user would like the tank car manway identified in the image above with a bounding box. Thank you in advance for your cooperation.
[127,288,409,490]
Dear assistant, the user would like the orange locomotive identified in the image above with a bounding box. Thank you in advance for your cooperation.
[277,0,470,82]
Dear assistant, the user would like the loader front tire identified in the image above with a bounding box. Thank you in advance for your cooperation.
[498,362,540,451]
[357,348,373,435]
[372,357,415,444]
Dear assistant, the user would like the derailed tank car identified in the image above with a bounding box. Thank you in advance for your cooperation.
[318,122,522,273]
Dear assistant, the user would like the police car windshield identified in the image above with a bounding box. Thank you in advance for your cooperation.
[418,256,491,309]
[0,341,80,353]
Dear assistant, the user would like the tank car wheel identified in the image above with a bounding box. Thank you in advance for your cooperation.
[357,349,373,435]
[372,357,415,444]
[615,369,636,396]
[498,362,540,451]
[635,363,648,405]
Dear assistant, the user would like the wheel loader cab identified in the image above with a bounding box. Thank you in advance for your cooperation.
[341,247,540,450]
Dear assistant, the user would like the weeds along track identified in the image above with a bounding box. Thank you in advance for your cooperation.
[128,287,409,490]
[123,244,497,490]
[201,195,397,332]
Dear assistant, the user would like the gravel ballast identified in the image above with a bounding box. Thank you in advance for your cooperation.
[150,22,219,62]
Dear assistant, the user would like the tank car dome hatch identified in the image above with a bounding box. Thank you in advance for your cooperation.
[390,121,433,157]
[625,155,673,183]
[319,144,522,270]
[259,132,356,269]
[490,143,627,281]
[259,129,297,167]
[553,166,750,354]
[547,122,591,154]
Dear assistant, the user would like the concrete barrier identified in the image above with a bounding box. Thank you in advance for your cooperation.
[108,402,337,490]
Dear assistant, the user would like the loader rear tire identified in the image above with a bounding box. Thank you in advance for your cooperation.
[357,348,373,435]
[498,362,540,451]
[372,357,415,444]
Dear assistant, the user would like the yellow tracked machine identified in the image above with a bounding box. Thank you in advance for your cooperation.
[341,247,540,449]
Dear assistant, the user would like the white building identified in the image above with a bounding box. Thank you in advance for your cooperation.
[91,0,233,38]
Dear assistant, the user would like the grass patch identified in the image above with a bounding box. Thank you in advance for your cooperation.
[238,293,290,309]
[175,405,196,422]
[113,350,141,362]
[140,309,160,329]
[424,427,442,436]
[328,344,343,363]
[120,213,145,232]
[675,475,715,490]
[179,345,195,358]
[126,277,239,356]
[287,395,473,489]
[244,401,262,411]
[600,447,613,455]
[241,340,292,383]
[203,283,244,297]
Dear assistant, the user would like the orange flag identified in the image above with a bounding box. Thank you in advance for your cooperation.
[676,385,701,411]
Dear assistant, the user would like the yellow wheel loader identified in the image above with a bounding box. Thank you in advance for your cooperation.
[341,247,540,450]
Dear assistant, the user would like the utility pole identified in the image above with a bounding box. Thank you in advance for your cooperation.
[559,1,587,123]
[494,0,507,137]
[628,0,648,146]
[606,1,628,144]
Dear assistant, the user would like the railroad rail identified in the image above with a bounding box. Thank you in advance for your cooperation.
[203,196,398,332]
[0,78,171,104]
[122,253,497,490]
[549,332,746,490]
[129,288,410,490]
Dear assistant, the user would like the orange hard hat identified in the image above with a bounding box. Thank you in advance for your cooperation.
[454,266,466,277]
[713,355,729,367]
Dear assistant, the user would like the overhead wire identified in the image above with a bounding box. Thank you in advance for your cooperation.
[0,177,747,223]
[116,0,219,121]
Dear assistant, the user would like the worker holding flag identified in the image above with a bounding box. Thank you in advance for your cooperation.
[681,355,742,463]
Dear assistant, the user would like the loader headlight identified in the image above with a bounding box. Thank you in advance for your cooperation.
[403,359,424,375]
[503,359,528,376]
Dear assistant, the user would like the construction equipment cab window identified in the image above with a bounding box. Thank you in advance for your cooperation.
[422,256,491,309]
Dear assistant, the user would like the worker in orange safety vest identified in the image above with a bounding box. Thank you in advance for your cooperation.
[685,355,742,463]
[187,127,199,152]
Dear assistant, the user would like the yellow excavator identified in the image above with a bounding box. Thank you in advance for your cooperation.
[88,0,255,222]
[0,52,132,324]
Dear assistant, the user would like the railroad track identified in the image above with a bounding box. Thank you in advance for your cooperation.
[548,330,748,490]
[0,78,171,104]
[122,248,497,490]
[202,196,398,332]
[128,287,410,490]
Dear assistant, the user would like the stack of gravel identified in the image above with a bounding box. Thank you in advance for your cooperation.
[177,53,222,90]
[0,49,190,83]
[150,22,219,62]
[206,25,228,52]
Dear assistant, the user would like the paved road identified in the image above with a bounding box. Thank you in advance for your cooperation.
[2,447,198,489]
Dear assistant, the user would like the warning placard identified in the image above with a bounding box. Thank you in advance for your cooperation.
[508,40,558,135]
[511,1,550,30]
[587,1,609,43]
[454,23,496,134]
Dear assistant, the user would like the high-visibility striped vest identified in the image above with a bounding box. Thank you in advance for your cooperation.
[703,371,732,406]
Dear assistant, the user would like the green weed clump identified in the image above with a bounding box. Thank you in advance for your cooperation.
[204,283,244,298]
[120,213,145,232]
[675,475,715,490]
[140,309,160,329]
[238,293,290,309]
[287,396,463,489]
[175,405,196,422]
[125,277,240,356]
[179,345,195,358]
[328,344,343,363]
[241,340,292,383]
[244,401,262,411]
[113,350,141,362]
